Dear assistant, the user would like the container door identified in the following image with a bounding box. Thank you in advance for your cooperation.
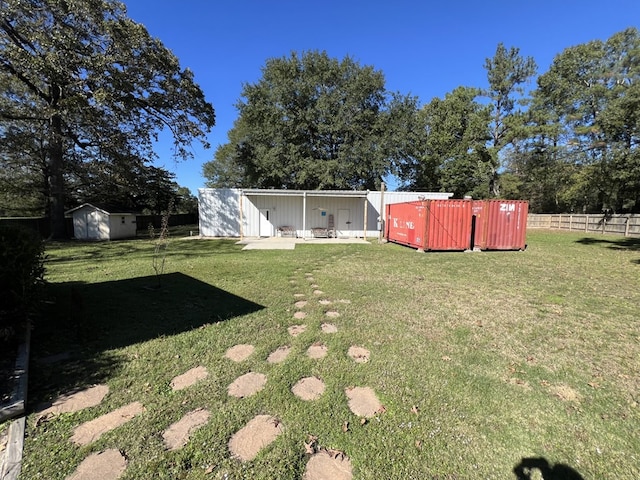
[259,209,273,237]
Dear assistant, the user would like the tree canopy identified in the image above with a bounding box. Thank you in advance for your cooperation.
[0,0,214,236]
[203,50,420,191]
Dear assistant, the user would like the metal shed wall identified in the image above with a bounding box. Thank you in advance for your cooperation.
[108,214,137,239]
[198,188,241,237]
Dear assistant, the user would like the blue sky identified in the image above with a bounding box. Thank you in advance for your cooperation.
[122,0,639,194]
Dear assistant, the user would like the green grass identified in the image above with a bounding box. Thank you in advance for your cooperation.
[14,230,640,479]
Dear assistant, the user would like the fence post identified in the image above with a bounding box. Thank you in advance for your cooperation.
[569,215,573,231]
[585,215,589,233]
[625,217,630,237]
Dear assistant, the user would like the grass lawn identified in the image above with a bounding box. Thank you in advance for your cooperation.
[13,230,640,479]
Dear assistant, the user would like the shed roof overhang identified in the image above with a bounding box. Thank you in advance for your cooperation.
[241,188,368,198]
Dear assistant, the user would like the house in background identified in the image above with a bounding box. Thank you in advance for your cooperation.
[66,203,137,240]
[198,188,452,239]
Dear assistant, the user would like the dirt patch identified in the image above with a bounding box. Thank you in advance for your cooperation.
[347,346,370,363]
[550,383,581,402]
[228,414,284,462]
[288,325,307,337]
[294,311,308,320]
[345,387,382,418]
[71,401,145,446]
[267,346,291,364]
[66,448,127,480]
[228,372,267,398]
[292,377,325,401]
[38,384,109,417]
[325,311,340,318]
[306,343,328,359]
[170,366,208,391]
[304,451,353,480]
[225,344,255,362]
[321,323,338,333]
[162,408,211,451]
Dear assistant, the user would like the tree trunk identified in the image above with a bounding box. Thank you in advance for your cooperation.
[47,112,68,239]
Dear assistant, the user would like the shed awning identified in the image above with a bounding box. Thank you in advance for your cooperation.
[241,188,368,198]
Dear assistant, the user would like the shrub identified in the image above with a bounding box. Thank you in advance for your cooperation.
[0,224,45,340]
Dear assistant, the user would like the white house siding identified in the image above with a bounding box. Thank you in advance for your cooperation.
[198,188,241,237]
[198,188,452,239]
[108,214,137,239]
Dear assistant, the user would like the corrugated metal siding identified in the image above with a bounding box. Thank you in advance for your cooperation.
[483,200,528,250]
[198,188,241,237]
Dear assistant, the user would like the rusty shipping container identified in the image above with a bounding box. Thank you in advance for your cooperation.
[472,200,528,250]
[385,200,473,251]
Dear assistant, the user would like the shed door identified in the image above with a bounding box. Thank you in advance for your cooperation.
[259,209,273,237]
[337,209,351,237]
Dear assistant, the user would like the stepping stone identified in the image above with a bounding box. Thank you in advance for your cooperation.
[228,415,284,462]
[304,451,353,480]
[347,346,370,363]
[225,344,255,362]
[313,290,324,295]
[162,408,211,451]
[170,366,208,391]
[345,387,383,418]
[318,299,332,305]
[310,284,320,288]
[228,372,267,398]
[267,346,291,364]
[295,300,308,308]
[65,448,127,480]
[325,311,340,318]
[292,376,325,401]
[294,311,307,320]
[288,325,307,337]
[294,293,306,298]
[306,343,328,359]
[321,323,338,334]
[337,299,351,304]
[305,273,313,277]
[71,401,145,446]
[38,384,109,417]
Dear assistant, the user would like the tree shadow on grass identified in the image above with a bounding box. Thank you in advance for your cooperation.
[513,457,584,479]
[27,272,264,409]
[575,236,640,251]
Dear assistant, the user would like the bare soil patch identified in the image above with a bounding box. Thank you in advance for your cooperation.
[65,448,127,480]
[170,366,208,391]
[71,401,145,446]
[37,384,109,417]
[306,343,328,359]
[162,408,211,451]
[550,383,581,402]
[267,346,291,364]
[288,325,307,337]
[347,346,370,363]
[292,377,325,401]
[228,372,267,398]
[303,450,353,480]
[224,344,255,362]
[345,387,382,418]
[320,323,338,333]
[228,414,284,462]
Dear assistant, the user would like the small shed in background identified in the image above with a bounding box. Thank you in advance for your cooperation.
[66,203,137,240]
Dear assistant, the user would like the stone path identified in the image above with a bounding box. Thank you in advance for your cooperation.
[51,260,381,479]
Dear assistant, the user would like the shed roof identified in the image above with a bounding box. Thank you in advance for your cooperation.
[65,203,136,216]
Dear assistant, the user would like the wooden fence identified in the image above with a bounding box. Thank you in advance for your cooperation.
[527,214,640,237]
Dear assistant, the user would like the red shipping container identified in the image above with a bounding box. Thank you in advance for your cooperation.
[482,200,528,250]
[386,200,473,251]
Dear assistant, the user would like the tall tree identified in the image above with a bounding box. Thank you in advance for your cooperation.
[483,43,537,196]
[203,50,420,190]
[0,0,215,237]
[406,87,491,196]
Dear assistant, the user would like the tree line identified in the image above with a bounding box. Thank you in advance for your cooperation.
[204,29,640,214]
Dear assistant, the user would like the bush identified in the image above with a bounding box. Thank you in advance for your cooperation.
[0,224,45,340]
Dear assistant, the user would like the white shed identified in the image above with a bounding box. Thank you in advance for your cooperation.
[66,203,137,240]
[198,188,452,239]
